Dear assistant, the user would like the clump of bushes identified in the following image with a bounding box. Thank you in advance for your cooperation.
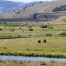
[29,35,32,37]
[40,25,48,28]
[29,28,33,31]
[0,52,66,58]
[29,26,32,28]
[59,31,66,36]
[19,27,21,30]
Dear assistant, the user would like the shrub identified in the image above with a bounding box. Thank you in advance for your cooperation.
[29,29,33,31]
[19,27,21,30]
[59,31,66,36]
[53,5,66,12]
[29,26,32,28]
[40,25,48,28]
[29,35,31,37]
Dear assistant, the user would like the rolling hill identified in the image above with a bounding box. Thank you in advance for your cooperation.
[0,0,66,21]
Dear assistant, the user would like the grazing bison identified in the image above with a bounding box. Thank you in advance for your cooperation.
[0,28,2,31]
[38,40,41,43]
[43,40,46,43]
[41,25,48,28]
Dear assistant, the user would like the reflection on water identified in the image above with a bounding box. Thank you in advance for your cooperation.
[0,55,66,62]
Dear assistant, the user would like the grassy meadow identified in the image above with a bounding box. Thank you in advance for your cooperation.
[0,21,66,57]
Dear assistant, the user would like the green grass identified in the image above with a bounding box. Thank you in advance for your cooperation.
[0,22,66,58]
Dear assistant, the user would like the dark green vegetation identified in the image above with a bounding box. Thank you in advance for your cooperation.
[53,5,66,12]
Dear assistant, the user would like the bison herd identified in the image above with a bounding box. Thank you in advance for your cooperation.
[38,39,46,43]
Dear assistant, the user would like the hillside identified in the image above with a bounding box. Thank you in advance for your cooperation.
[0,0,66,21]
[10,0,66,18]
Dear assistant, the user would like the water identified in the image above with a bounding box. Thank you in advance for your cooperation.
[0,55,66,62]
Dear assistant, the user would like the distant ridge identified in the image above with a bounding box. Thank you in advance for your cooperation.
[0,0,24,12]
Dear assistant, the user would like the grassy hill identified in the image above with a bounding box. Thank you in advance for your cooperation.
[0,0,66,21]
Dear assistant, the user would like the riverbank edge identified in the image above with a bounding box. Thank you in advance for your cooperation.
[0,52,66,58]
